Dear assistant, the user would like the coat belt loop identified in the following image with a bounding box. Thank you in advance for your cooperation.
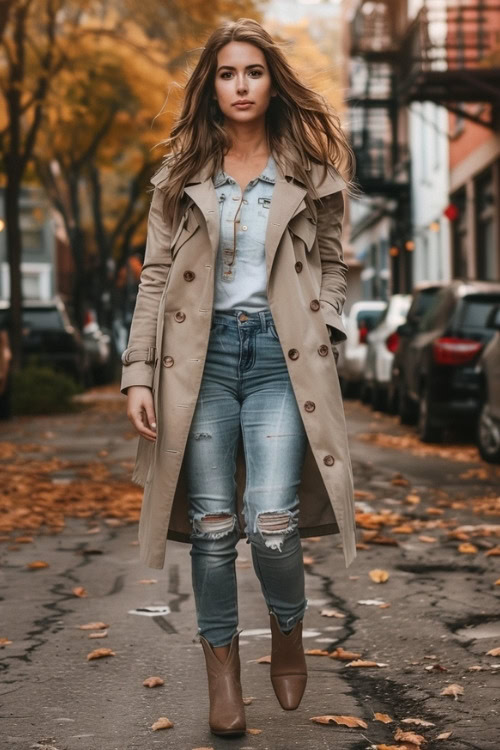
[259,310,266,333]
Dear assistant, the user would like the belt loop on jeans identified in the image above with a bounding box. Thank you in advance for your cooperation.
[258,310,267,332]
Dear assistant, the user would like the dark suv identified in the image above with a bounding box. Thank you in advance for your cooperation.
[389,282,446,421]
[396,280,500,442]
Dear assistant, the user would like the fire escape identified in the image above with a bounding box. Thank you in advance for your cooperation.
[348,0,500,293]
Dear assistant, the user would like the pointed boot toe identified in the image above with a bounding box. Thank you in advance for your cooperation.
[200,632,246,736]
[270,611,307,710]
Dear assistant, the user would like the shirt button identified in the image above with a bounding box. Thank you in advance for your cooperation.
[295,261,303,273]
[242,225,248,231]
[162,355,174,367]
[318,344,329,356]
[304,401,316,412]
[323,454,335,466]
[183,270,195,281]
[288,348,299,360]
[174,311,186,322]
[310,299,320,311]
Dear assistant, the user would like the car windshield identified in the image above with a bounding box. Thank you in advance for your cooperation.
[460,295,500,329]
[356,309,385,331]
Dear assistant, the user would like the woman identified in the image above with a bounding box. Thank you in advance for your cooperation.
[121,17,358,737]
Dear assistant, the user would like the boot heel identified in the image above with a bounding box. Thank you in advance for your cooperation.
[270,611,307,710]
[200,631,246,736]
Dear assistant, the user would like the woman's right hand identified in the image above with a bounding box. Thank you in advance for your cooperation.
[126,386,157,441]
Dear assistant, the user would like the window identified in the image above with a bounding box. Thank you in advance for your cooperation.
[475,167,497,280]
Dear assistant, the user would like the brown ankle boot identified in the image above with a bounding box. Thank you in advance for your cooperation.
[199,631,246,736]
[269,611,307,710]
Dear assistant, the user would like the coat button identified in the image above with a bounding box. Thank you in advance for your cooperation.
[304,400,315,412]
[323,454,335,466]
[310,299,320,311]
[288,348,300,360]
[174,311,186,322]
[162,355,174,367]
[318,344,329,356]
[295,261,303,273]
[183,270,195,281]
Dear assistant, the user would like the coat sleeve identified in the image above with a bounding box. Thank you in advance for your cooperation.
[316,189,349,344]
[120,184,173,395]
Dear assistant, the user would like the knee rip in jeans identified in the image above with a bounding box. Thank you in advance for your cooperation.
[256,510,297,552]
[192,513,237,539]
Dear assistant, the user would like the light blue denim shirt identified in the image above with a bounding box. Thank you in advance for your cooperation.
[212,153,277,312]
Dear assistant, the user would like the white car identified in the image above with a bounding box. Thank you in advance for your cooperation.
[363,294,413,410]
[337,300,387,397]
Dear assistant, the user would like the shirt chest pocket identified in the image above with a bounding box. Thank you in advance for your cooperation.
[288,210,317,253]
[170,207,200,258]
[245,190,274,246]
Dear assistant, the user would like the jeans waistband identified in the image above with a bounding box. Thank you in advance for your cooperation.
[211,308,274,332]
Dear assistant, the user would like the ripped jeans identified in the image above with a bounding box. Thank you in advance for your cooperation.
[184,309,309,647]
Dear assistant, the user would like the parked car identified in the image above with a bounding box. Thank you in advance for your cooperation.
[337,300,387,397]
[476,305,500,463]
[363,294,412,411]
[397,280,500,442]
[0,296,89,387]
[389,282,447,421]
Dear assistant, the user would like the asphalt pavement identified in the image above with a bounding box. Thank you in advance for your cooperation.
[1,386,499,750]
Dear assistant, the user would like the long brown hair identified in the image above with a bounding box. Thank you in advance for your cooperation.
[155,17,359,221]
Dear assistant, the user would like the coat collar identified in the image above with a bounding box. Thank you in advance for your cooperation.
[151,142,346,276]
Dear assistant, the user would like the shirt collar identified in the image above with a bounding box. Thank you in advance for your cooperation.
[212,153,277,188]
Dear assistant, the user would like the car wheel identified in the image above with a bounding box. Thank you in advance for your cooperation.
[477,402,500,464]
[398,377,418,425]
[417,383,442,443]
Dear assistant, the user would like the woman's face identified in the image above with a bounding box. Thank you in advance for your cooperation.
[213,41,276,125]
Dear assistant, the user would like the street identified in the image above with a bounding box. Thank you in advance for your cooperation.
[1,386,499,750]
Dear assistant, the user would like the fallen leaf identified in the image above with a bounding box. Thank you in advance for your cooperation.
[494,579,500,585]
[151,716,173,730]
[345,659,388,668]
[305,649,330,656]
[486,647,500,656]
[436,731,453,739]
[394,727,427,745]
[485,546,500,556]
[143,676,164,687]
[26,560,49,569]
[243,696,255,705]
[373,712,393,723]
[246,728,262,734]
[406,494,421,504]
[418,536,437,543]
[401,718,435,727]
[137,578,158,584]
[310,714,368,728]
[440,684,464,699]
[0,638,12,647]
[303,555,315,565]
[369,568,389,583]
[256,655,271,663]
[14,536,33,543]
[72,586,88,597]
[320,608,345,618]
[89,630,108,638]
[458,543,478,554]
[329,647,362,661]
[87,647,115,660]
[424,663,448,672]
[78,621,109,630]
[392,525,415,534]
[357,599,387,606]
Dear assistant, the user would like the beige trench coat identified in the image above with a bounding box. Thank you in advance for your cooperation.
[121,146,358,570]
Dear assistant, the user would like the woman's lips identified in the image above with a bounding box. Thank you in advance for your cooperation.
[233,102,252,109]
